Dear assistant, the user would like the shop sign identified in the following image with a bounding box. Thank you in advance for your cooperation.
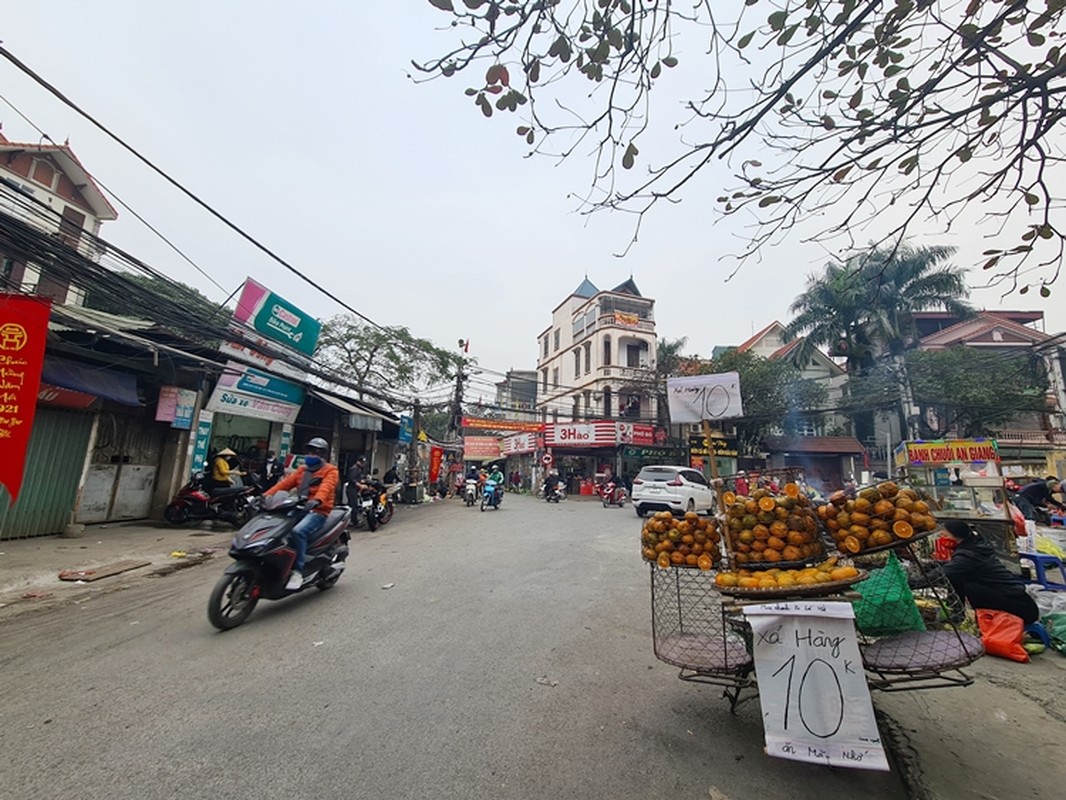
[688,434,740,459]
[545,421,617,448]
[464,435,502,459]
[189,410,214,475]
[666,372,743,423]
[37,381,96,409]
[0,294,51,503]
[229,364,305,405]
[206,389,301,424]
[502,431,537,455]
[621,445,686,461]
[615,422,654,445]
[155,386,197,430]
[205,361,304,424]
[894,438,999,468]
[232,278,320,359]
[399,414,414,444]
[462,416,544,433]
[219,337,308,382]
[279,424,293,461]
[744,601,889,771]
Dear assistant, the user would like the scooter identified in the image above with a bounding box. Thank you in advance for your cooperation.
[371,482,402,527]
[207,493,352,630]
[600,480,627,508]
[464,478,479,507]
[480,479,502,511]
[164,471,261,527]
[544,482,566,503]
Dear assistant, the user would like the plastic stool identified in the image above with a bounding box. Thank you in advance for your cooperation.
[1025,622,1052,648]
[1051,514,1066,527]
[1019,552,1066,591]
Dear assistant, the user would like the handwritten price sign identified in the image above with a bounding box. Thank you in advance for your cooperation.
[666,372,743,423]
[743,601,889,771]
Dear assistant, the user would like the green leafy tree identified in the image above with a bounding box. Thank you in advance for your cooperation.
[705,349,828,456]
[317,315,466,403]
[417,1,1066,292]
[907,347,1050,437]
[85,272,230,343]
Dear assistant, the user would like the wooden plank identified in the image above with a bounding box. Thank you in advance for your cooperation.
[58,560,152,582]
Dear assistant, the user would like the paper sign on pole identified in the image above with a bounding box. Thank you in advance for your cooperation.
[666,372,743,423]
[743,601,889,771]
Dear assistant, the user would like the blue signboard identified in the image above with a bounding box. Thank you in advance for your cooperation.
[234,366,306,405]
[399,414,413,444]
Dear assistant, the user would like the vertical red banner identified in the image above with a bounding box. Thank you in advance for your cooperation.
[428,446,444,484]
[0,294,52,504]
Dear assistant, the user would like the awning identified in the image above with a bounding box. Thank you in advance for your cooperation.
[763,436,866,455]
[41,356,140,406]
[310,390,394,432]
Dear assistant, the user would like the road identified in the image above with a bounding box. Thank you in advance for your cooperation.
[0,496,905,800]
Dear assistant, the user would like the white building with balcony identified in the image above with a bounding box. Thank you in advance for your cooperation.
[535,277,658,423]
[0,132,117,305]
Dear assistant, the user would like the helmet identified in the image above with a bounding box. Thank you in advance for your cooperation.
[356,455,367,464]
[306,437,329,452]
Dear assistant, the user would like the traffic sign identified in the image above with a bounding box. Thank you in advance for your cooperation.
[541,452,554,467]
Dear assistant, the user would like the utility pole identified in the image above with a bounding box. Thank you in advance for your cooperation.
[407,397,421,479]
[449,341,468,436]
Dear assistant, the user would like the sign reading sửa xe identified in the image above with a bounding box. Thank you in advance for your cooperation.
[233,278,321,359]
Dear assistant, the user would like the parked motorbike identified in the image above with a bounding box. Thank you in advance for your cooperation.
[480,479,502,511]
[164,471,262,527]
[207,492,351,630]
[464,478,478,507]
[600,480,627,508]
[355,481,402,530]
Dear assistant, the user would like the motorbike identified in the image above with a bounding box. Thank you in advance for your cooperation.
[464,478,479,507]
[355,481,401,530]
[480,479,502,511]
[600,480,627,508]
[543,482,566,503]
[164,471,262,527]
[207,492,352,630]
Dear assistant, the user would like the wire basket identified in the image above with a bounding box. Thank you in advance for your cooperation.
[649,564,752,676]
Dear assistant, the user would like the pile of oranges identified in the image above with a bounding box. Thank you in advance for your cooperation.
[817,481,938,554]
[722,483,824,566]
[715,559,862,590]
[641,511,722,570]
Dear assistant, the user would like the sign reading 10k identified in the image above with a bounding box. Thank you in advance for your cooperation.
[743,601,889,771]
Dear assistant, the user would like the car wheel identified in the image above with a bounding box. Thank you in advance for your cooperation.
[635,505,645,517]
[686,498,696,512]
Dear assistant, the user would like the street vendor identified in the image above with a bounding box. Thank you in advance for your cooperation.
[940,520,1039,624]
[1013,476,1065,521]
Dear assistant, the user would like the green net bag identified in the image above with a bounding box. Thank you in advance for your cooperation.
[854,551,926,637]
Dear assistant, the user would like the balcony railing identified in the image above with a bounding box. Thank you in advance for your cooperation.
[995,429,1066,447]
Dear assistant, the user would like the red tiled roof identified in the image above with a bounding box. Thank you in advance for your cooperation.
[736,320,783,353]
[763,436,866,455]
[770,338,803,359]
[918,311,1050,347]
[0,139,118,219]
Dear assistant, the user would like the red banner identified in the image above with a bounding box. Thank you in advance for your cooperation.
[429,446,444,484]
[0,294,52,503]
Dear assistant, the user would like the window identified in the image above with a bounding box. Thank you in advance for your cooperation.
[627,343,642,368]
[59,206,86,248]
[542,337,548,358]
[552,367,559,388]
[624,395,641,418]
[541,369,548,392]
[583,390,592,418]
[795,418,819,437]
[603,386,613,417]
[583,342,591,374]
[603,337,612,367]
[572,396,580,421]
[573,349,581,379]
[553,329,560,351]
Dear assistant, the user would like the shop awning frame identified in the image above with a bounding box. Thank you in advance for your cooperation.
[309,390,395,432]
[41,355,141,406]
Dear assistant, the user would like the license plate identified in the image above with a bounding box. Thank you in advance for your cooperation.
[648,487,661,494]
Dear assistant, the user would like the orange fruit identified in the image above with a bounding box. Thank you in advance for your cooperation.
[670,551,686,565]
[758,496,777,512]
[657,552,671,569]
[767,536,787,551]
[893,520,915,539]
[842,535,862,553]
[722,491,737,505]
[784,482,800,498]
[764,548,782,562]
[685,554,700,566]
[782,545,803,562]
[642,547,657,561]
[830,566,860,581]
[697,553,714,571]
[737,576,760,589]
[715,571,737,586]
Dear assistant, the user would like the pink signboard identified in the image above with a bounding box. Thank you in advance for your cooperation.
[463,435,502,460]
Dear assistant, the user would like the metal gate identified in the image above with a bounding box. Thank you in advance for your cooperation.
[75,412,164,523]
[0,408,94,540]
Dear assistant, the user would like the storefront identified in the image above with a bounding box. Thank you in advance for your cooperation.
[543,420,658,494]
[501,431,539,490]
[763,435,866,495]
[687,433,739,479]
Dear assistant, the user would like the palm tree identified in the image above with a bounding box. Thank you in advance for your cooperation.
[785,244,974,440]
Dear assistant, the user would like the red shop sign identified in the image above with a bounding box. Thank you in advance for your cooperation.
[0,294,52,503]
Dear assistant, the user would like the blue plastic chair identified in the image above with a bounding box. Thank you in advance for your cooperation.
[1025,621,1052,648]
[1019,552,1066,591]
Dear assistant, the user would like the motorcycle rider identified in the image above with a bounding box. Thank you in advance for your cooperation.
[262,437,339,591]
[262,450,284,490]
[209,448,243,492]
[488,463,505,505]
[543,469,560,499]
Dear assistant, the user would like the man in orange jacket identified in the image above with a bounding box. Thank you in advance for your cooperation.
[263,437,339,590]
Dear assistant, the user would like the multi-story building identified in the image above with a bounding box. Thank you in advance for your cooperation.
[535,277,658,424]
[0,132,117,305]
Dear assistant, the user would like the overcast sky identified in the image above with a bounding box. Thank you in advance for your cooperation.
[4,3,1063,407]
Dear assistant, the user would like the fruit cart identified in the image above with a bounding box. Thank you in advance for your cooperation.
[893,438,1019,566]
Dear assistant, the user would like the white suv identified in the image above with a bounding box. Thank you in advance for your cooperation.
[631,465,716,517]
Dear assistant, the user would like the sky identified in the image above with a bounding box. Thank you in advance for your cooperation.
[3,3,1064,408]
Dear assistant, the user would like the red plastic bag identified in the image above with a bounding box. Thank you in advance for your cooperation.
[976,609,1029,662]
[1008,502,1026,537]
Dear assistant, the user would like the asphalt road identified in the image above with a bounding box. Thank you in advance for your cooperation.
[0,496,905,800]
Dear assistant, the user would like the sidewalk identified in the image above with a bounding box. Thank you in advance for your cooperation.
[0,499,436,620]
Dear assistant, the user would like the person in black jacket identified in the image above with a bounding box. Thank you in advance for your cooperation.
[940,520,1039,624]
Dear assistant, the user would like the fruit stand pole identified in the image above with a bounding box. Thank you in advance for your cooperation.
[702,418,734,565]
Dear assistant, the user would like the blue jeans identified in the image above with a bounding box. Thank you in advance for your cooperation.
[290,512,327,571]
